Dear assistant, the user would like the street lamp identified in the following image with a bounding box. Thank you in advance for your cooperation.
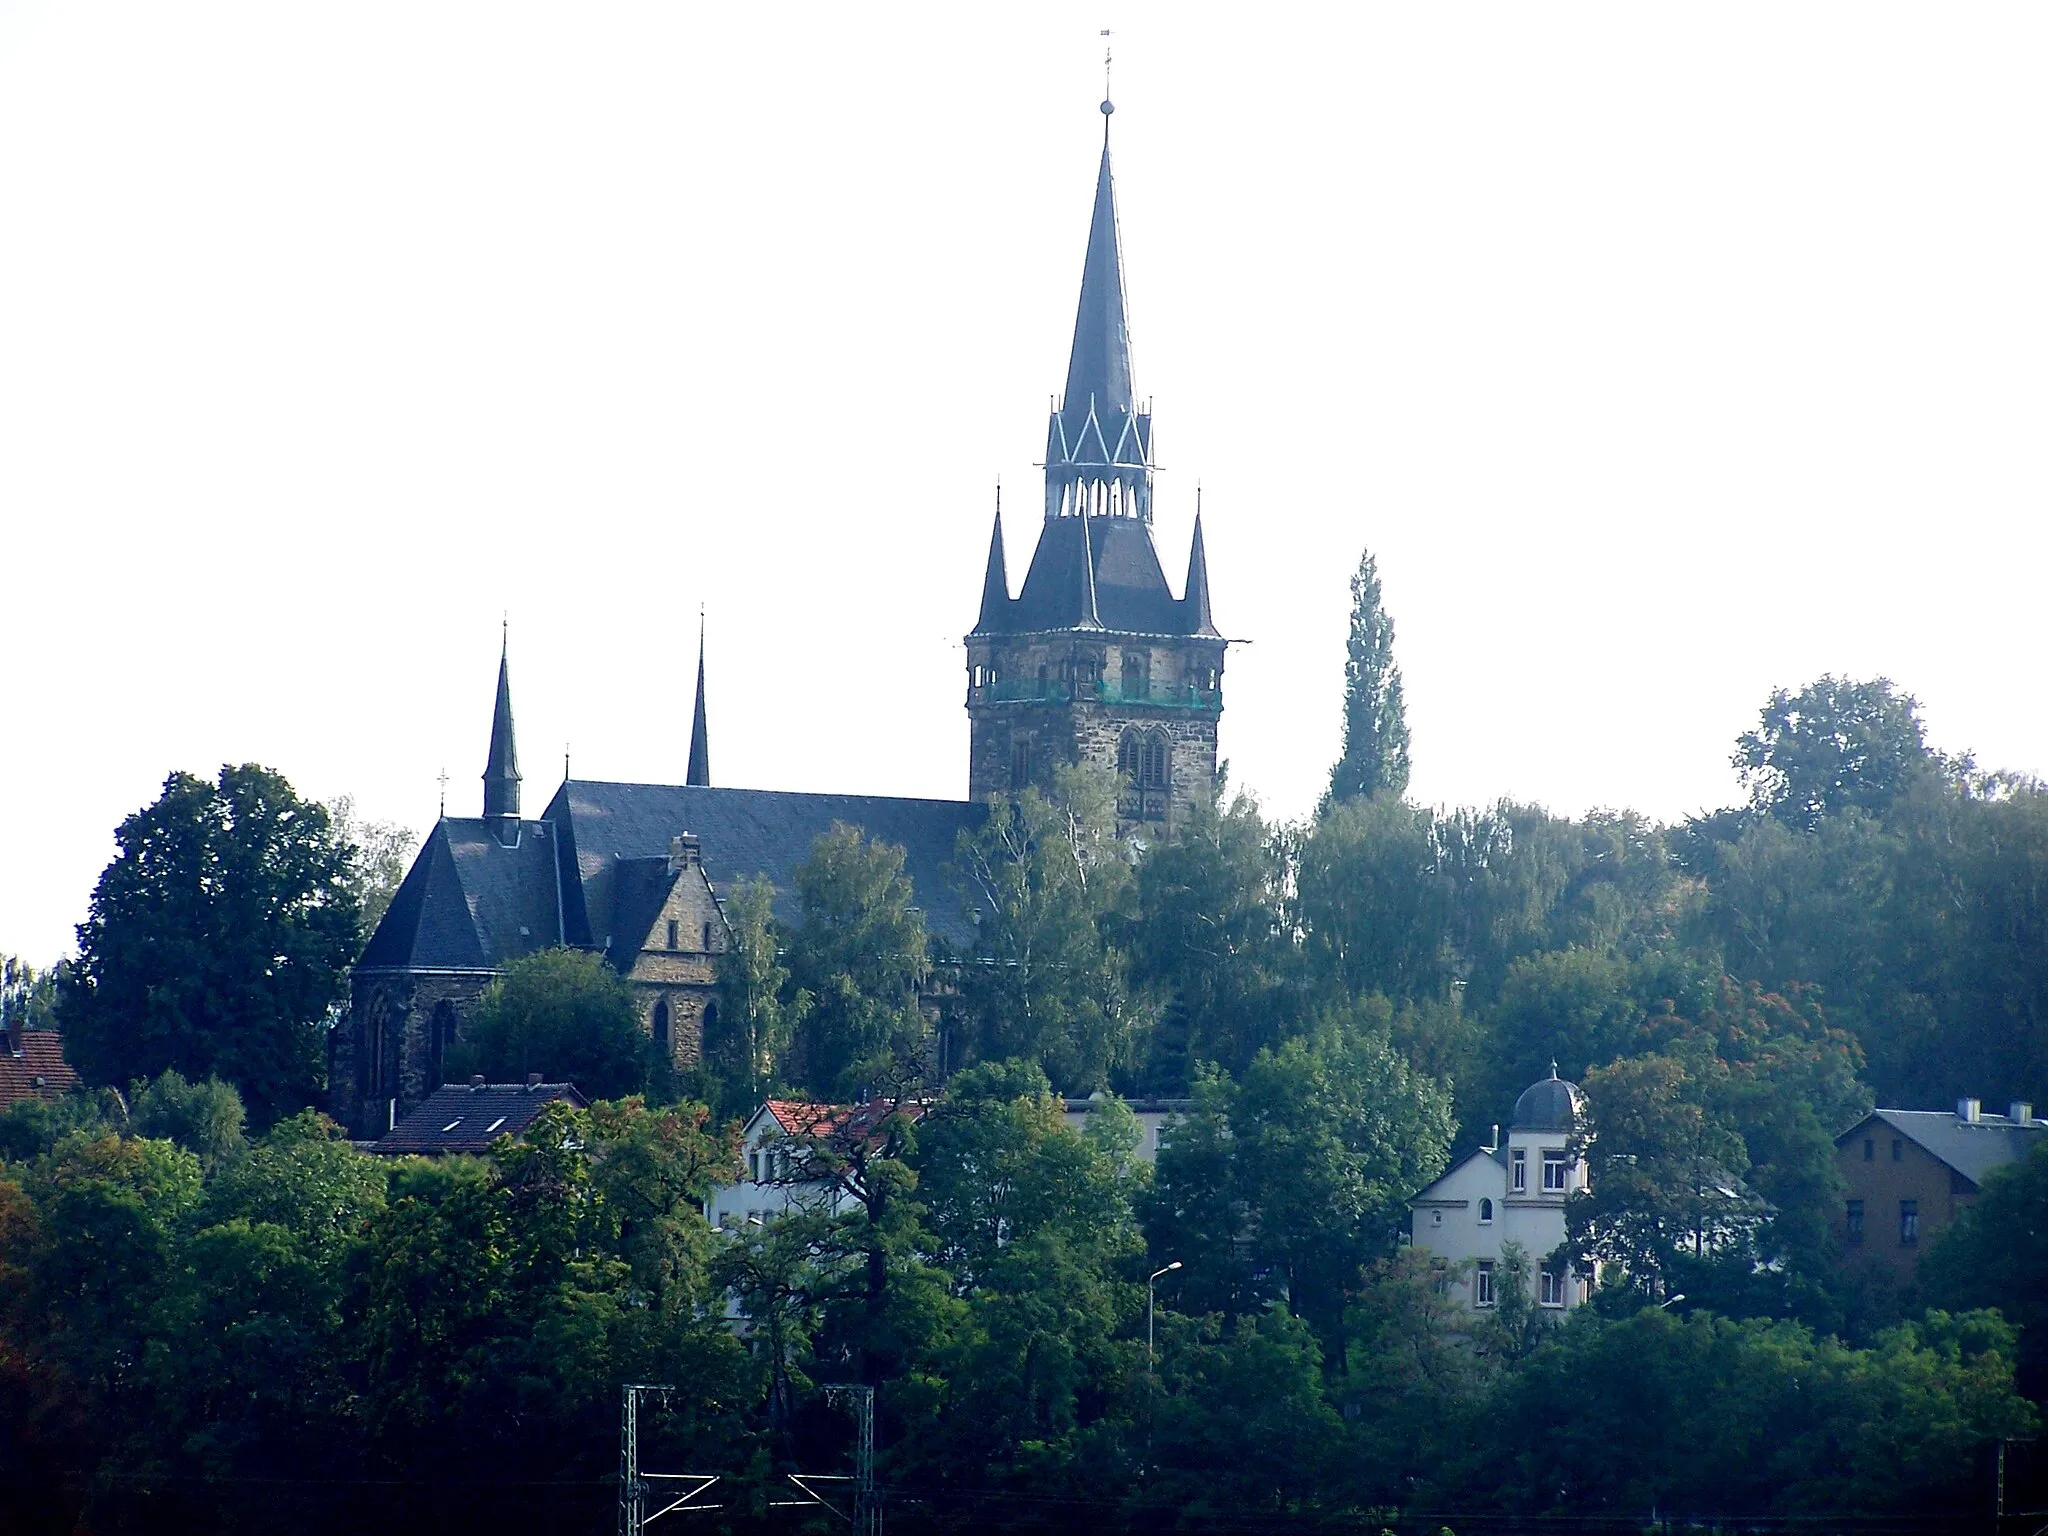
[1148,1261,1182,1372]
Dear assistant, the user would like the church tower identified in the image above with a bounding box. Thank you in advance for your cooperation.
[965,100,1225,828]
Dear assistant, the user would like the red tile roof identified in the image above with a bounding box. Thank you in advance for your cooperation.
[762,1097,926,1144]
[0,1030,80,1112]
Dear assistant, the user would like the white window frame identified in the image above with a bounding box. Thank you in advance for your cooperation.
[1511,1149,1526,1193]
[1542,1149,1569,1192]
[1475,1260,1497,1308]
[1540,1268,1566,1308]
[1478,1198,1494,1224]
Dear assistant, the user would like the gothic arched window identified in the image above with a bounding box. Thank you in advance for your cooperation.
[1117,730,1172,821]
[1121,650,1149,699]
[652,998,671,1060]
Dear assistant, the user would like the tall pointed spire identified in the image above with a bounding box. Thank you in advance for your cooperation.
[1044,98,1153,523]
[482,624,521,829]
[687,613,711,788]
[1182,505,1219,637]
[975,495,1011,633]
[1063,140,1135,425]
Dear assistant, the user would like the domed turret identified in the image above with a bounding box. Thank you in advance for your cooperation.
[1511,1062,1586,1134]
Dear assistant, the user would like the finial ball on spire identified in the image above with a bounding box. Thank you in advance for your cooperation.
[1100,98,1114,116]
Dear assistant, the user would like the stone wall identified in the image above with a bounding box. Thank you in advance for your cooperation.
[337,968,496,1138]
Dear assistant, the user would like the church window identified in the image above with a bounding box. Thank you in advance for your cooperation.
[666,919,679,951]
[1121,650,1150,699]
[653,999,671,1060]
[1037,663,1049,695]
[1475,1261,1497,1308]
[1010,737,1032,790]
[1511,1149,1526,1192]
[1478,1198,1493,1223]
[702,920,714,951]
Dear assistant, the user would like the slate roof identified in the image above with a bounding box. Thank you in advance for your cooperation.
[0,1030,78,1112]
[984,514,1206,636]
[1841,1108,2048,1189]
[1512,1071,1587,1133]
[357,817,563,971]
[547,781,988,951]
[373,1079,588,1155]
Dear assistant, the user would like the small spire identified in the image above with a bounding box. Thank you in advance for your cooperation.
[686,610,711,788]
[482,628,521,823]
[1549,1059,1560,1080]
[436,766,449,819]
[974,492,1010,632]
[1183,502,1219,637]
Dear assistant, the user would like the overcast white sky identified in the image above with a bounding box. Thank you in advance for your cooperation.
[3,4,2045,964]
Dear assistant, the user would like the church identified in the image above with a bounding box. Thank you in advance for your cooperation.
[335,99,1230,1139]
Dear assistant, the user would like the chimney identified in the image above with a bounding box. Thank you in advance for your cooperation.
[1957,1097,1982,1124]
[2011,1102,2035,1127]
[526,1072,543,1090]
[668,832,701,874]
[470,1074,487,1091]
[1488,1124,1500,1152]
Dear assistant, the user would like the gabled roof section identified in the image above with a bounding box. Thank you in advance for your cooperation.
[761,1097,929,1148]
[1840,1108,2048,1189]
[356,818,562,971]
[373,1080,588,1155]
[0,1030,78,1112]
[1408,1145,1507,1205]
[544,781,987,949]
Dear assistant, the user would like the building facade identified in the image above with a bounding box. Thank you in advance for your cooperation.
[1834,1098,2044,1285]
[1407,1068,1595,1314]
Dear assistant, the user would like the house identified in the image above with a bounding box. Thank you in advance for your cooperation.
[1834,1097,2044,1282]
[706,1097,928,1230]
[0,1025,78,1114]
[372,1074,588,1156]
[1407,1066,1594,1314]
[1059,1094,1191,1164]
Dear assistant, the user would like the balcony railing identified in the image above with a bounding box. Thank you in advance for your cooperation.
[971,678,1221,712]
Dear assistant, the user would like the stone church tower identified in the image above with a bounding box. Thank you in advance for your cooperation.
[964,106,1225,828]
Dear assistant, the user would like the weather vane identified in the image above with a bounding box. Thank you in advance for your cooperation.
[436,766,449,818]
[1101,29,1114,118]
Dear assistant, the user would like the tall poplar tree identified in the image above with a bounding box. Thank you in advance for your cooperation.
[1329,546,1411,805]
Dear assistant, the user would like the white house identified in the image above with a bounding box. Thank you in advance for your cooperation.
[1407,1066,1594,1314]
[706,1097,925,1230]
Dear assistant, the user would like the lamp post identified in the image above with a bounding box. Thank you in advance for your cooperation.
[1147,1261,1182,1372]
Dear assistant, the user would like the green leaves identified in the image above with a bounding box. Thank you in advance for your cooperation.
[1328,546,1411,806]
[453,947,654,1101]
[61,765,360,1127]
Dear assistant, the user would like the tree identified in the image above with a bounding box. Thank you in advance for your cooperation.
[1295,793,1454,1005]
[128,1070,247,1169]
[1734,675,1937,831]
[953,765,1140,1091]
[1125,787,1300,1087]
[1920,1141,2048,1400]
[326,795,418,936]
[1327,546,1410,804]
[61,765,361,1127]
[708,876,808,1117]
[0,955,63,1033]
[450,948,653,1101]
[785,824,931,1099]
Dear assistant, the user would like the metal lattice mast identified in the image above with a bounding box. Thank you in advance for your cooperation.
[619,1385,642,1536]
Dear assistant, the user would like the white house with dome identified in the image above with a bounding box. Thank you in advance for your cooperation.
[1407,1066,1594,1314]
